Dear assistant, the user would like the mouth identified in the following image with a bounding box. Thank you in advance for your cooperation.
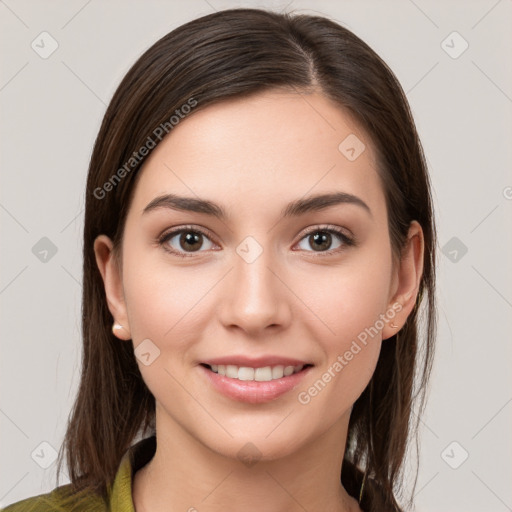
[200,363,314,382]
[199,361,314,403]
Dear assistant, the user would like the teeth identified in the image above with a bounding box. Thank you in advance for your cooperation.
[238,367,254,380]
[272,365,284,379]
[284,366,295,376]
[208,363,305,381]
[254,367,272,381]
[226,365,239,378]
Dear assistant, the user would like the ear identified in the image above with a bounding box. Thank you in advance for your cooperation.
[382,220,424,340]
[93,234,131,340]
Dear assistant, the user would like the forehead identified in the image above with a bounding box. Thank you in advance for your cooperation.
[128,90,385,221]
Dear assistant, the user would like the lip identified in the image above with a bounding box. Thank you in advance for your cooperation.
[201,355,312,367]
[199,363,313,404]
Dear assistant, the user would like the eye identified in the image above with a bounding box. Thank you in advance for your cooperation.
[158,224,355,259]
[295,225,355,256]
[158,226,216,258]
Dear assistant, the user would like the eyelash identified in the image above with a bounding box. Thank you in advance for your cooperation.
[157,224,356,259]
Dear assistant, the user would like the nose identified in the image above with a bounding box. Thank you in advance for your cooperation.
[217,241,292,336]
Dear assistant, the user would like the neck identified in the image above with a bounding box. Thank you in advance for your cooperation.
[132,406,362,512]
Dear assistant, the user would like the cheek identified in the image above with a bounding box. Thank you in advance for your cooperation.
[121,253,209,400]
[296,249,393,345]
[293,241,392,400]
[121,242,209,341]
[295,267,387,412]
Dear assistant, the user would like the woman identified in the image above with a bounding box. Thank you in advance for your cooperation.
[2,7,436,512]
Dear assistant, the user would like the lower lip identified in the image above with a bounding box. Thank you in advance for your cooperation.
[199,364,313,404]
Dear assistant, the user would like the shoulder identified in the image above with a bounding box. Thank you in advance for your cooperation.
[1,483,107,512]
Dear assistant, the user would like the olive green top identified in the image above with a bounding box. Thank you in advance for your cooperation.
[1,435,157,512]
[1,434,399,511]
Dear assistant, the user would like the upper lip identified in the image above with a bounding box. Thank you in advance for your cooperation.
[201,355,313,368]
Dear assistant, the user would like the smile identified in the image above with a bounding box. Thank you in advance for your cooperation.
[203,363,311,381]
[199,363,314,403]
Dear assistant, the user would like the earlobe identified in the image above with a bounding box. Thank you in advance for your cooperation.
[382,221,424,340]
[93,234,131,340]
[112,322,131,340]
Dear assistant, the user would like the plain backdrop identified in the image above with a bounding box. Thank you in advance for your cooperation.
[1,1,511,511]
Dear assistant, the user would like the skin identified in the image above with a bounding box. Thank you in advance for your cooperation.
[94,89,424,512]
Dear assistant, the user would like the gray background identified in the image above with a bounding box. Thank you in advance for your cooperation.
[1,1,511,510]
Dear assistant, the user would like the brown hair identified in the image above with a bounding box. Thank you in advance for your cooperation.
[55,7,437,511]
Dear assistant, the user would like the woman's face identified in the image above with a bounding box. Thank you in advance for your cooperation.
[95,89,422,460]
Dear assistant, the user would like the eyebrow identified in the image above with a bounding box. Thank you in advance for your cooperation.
[142,191,372,220]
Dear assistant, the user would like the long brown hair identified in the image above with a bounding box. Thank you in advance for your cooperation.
[55,7,437,510]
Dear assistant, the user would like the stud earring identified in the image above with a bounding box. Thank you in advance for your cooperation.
[112,322,126,336]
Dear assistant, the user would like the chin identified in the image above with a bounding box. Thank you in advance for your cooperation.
[202,425,313,464]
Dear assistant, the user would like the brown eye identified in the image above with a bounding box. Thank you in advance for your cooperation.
[296,226,354,255]
[159,227,215,257]
[309,232,333,251]
[178,232,203,252]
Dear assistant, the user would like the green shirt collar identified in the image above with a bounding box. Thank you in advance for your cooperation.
[108,435,156,512]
